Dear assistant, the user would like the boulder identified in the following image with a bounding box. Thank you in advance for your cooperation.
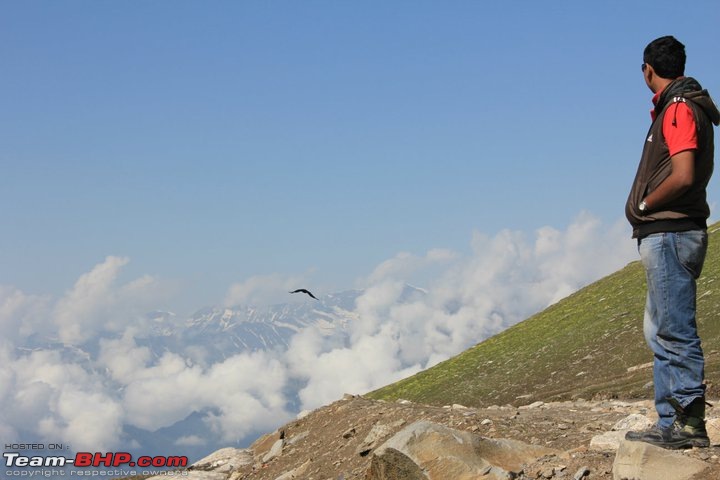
[356,420,407,456]
[262,438,285,463]
[251,428,284,461]
[367,420,558,480]
[190,447,253,472]
[589,431,626,452]
[145,448,253,480]
[706,417,720,446]
[590,414,655,452]
[612,414,654,432]
[612,440,708,480]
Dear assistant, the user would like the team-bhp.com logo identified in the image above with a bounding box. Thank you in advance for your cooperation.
[5,452,188,468]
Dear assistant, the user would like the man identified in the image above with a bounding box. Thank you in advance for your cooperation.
[625,35,719,449]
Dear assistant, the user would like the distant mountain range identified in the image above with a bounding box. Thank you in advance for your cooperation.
[137,288,365,365]
[15,286,426,464]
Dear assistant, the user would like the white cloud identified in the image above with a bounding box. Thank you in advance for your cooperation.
[120,350,290,442]
[0,286,52,344]
[0,256,295,452]
[56,389,124,451]
[175,435,206,447]
[5,349,124,451]
[53,256,129,343]
[363,249,457,285]
[224,272,311,307]
[53,256,164,344]
[97,328,153,384]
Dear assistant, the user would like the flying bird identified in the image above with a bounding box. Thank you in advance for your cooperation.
[289,289,318,300]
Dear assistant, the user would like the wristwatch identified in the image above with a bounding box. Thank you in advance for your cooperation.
[639,200,648,212]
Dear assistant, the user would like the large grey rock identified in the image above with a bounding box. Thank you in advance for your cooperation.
[191,447,254,472]
[612,440,708,480]
[251,428,284,462]
[262,438,285,463]
[590,414,655,452]
[367,420,558,480]
[706,417,720,446]
[590,431,626,452]
[612,414,654,432]
[356,420,407,456]
[145,447,253,480]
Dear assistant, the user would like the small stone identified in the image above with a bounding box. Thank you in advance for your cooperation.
[627,361,653,373]
[573,466,590,480]
[287,430,309,446]
[541,467,555,478]
[519,401,545,410]
[481,419,493,426]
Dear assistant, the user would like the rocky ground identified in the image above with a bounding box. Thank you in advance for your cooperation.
[144,395,720,480]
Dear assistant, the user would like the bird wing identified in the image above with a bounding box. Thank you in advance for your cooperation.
[289,289,318,300]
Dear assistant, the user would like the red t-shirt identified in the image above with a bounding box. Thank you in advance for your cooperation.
[651,88,698,157]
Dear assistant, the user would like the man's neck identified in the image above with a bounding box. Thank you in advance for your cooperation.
[652,78,674,94]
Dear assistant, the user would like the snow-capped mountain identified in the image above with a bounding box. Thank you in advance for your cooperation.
[135,288,364,365]
[11,286,426,467]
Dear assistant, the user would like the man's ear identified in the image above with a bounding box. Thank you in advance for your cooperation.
[644,63,655,89]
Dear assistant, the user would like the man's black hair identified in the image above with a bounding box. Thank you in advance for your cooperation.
[644,35,686,79]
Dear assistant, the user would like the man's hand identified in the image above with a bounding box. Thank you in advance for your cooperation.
[642,150,695,211]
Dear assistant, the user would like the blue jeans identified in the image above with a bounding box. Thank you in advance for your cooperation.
[639,230,708,428]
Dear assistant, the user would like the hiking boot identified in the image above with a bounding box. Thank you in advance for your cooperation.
[624,423,709,449]
[624,424,665,442]
[625,397,710,449]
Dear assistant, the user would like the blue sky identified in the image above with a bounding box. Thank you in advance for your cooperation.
[2,0,719,313]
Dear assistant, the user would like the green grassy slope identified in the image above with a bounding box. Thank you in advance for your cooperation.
[367,223,720,407]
